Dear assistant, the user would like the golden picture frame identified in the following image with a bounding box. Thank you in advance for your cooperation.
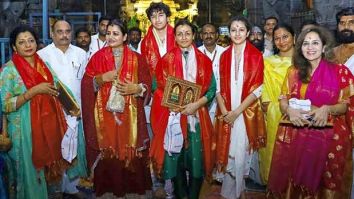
[162,76,202,109]
[56,80,81,116]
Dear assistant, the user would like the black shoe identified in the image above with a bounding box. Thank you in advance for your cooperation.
[245,178,266,192]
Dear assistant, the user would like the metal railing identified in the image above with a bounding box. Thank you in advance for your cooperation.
[0,38,11,66]
[0,38,52,66]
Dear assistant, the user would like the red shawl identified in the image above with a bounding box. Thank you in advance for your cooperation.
[12,53,67,181]
[81,46,151,168]
[140,25,176,76]
[150,46,215,177]
[215,41,266,169]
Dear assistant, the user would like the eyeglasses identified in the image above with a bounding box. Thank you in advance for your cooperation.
[17,39,36,46]
[339,20,354,27]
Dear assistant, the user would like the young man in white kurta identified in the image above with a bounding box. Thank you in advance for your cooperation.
[37,20,87,196]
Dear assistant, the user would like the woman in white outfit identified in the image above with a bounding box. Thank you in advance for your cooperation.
[215,16,266,199]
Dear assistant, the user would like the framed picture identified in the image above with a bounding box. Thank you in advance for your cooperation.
[56,80,81,115]
[162,76,202,109]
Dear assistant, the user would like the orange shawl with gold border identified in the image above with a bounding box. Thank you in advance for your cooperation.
[215,41,266,169]
[140,25,176,76]
[150,46,214,177]
[82,46,151,167]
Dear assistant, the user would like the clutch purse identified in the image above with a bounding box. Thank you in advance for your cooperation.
[0,116,11,152]
[279,114,333,127]
[106,80,125,113]
[56,80,80,115]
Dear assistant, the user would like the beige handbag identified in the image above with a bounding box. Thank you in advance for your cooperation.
[106,79,125,113]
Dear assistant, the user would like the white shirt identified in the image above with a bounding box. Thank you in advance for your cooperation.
[37,43,87,163]
[89,33,106,58]
[198,44,226,119]
[198,44,226,93]
[345,54,354,75]
[37,43,87,105]
[152,28,167,56]
[128,42,141,54]
[263,34,274,57]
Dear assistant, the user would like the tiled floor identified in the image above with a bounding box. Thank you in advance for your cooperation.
[201,183,266,199]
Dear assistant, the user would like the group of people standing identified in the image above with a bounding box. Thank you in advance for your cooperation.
[0,1,353,199]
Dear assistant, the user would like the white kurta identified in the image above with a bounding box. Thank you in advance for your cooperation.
[198,44,226,122]
[221,43,262,199]
[37,43,87,193]
[89,33,106,58]
[37,43,87,106]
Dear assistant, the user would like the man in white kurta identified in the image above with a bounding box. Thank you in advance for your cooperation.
[37,20,87,196]
[198,23,226,123]
[89,16,110,58]
[220,42,262,199]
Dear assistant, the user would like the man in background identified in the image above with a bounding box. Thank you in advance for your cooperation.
[37,20,87,198]
[198,23,225,123]
[249,25,264,53]
[334,7,354,73]
[263,16,278,57]
[75,27,92,59]
[128,27,142,53]
[89,16,110,57]
[332,7,354,199]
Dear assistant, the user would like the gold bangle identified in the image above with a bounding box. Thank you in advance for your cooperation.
[95,75,104,86]
[23,92,28,101]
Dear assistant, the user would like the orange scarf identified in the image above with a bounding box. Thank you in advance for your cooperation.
[141,25,176,76]
[215,41,266,169]
[150,46,215,177]
[12,53,67,182]
[82,46,142,165]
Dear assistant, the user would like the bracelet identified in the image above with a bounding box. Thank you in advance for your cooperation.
[94,75,104,86]
[284,106,290,115]
[23,92,28,101]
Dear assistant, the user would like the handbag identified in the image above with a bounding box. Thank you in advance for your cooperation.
[106,79,125,113]
[0,116,11,152]
[163,112,184,156]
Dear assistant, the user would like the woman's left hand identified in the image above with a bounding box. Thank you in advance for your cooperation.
[308,105,329,127]
[116,78,141,95]
[181,102,199,115]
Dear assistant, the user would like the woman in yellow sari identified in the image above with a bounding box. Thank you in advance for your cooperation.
[259,23,295,184]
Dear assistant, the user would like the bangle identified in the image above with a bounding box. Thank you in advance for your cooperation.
[23,92,28,101]
[284,106,290,115]
[95,75,104,86]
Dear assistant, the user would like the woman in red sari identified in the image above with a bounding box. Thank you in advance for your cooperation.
[268,26,353,198]
[81,19,152,198]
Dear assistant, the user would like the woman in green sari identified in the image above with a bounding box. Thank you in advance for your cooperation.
[0,25,76,199]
